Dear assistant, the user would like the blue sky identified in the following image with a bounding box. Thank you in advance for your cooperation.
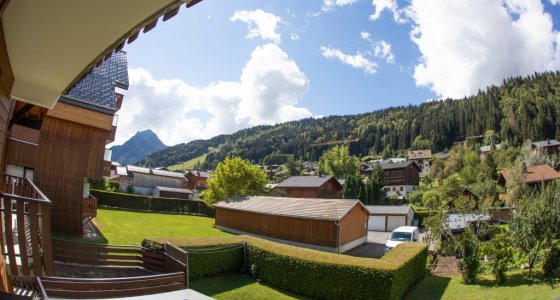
[114,0,560,146]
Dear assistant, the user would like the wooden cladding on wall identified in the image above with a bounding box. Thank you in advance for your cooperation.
[47,102,113,130]
[339,205,368,246]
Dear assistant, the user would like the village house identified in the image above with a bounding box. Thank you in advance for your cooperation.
[214,196,369,253]
[153,186,194,199]
[115,165,189,195]
[274,175,343,198]
[531,139,560,154]
[380,161,420,198]
[185,170,210,190]
[479,143,501,158]
[4,51,128,236]
[498,164,560,190]
[446,188,481,212]
[407,150,432,175]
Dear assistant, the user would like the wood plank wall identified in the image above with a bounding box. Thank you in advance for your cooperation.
[47,102,113,130]
[6,116,108,236]
[339,205,368,246]
[215,208,338,248]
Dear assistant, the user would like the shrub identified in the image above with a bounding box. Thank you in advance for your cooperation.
[542,246,559,278]
[91,190,215,217]
[459,228,480,284]
[480,233,513,284]
[144,235,428,300]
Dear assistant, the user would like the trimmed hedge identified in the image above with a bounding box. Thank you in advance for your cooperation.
[143,235,428,300]
[91,189,214,217]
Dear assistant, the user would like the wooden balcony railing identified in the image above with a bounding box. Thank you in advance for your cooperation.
[0,174,54,277]
[115,93,124,111]
[82,195,97,219]
[102,160,112,177]
[106,125,116,144]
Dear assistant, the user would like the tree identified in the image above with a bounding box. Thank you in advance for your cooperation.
[439,173,463,200]
[342,175,365,202]
[285,156,301,176]
[205,157,268,205]
[510,185,560,277]
[364,162,386,205]
[411,135,433,151]
[480,233,513,284]
[317,145,359,179]
[429,157,446,185]
[422,190,443,211]
[458,227,481,284]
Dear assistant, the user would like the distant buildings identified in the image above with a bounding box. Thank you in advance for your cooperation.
[532,139,560,154]
[274,175,342,198]
[380,161,420,198]
[115,165,189,195]
[407,150,432,176]
[498,164,560,189]
[185,170,210,190]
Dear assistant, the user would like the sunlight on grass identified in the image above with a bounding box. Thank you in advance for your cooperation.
[191,274,304,300]
[94,208,231,245]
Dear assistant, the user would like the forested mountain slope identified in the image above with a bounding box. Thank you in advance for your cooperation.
[142,71,560,169]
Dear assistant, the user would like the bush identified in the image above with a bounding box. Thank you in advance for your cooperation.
[144,235,428,300]
[480,233,513,284]
[459,228,480,284]
[91,189,215,217]
[542,246,559,278]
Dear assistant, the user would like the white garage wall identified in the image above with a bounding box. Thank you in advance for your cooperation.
[387,216,406,231]
[368,216,386,231]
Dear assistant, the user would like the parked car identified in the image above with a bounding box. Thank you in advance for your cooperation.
[385,226,419,253]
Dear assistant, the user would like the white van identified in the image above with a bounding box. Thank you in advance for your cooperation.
[385,226,419,253]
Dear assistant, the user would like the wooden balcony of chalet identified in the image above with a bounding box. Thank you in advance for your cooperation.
[82,195,97,221]
[9,124,40,145]
[0,174,54,279]
[106,125,117,144]
[115,93,124,111]
[102,160,112,177]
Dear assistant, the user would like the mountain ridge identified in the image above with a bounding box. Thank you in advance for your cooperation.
[111,129,167,165]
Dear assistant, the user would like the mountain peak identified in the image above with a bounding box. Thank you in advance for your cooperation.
[111,130,167,165]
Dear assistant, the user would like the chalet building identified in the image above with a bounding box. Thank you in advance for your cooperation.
[214,196,369,253]
[0,1,209,297]
[366,205,415,232]
[498,164,560,190]
[274,175,343,198]
[185,170,210,190]
[115,165,189,195]
[4,51,129,236]
[380,161,420,198]
[407,150,432,175]
[479,143,501,158]
[532,139,560,154]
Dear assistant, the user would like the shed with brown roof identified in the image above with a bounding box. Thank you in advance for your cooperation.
[274,175,342,198]
[214,196,369,253]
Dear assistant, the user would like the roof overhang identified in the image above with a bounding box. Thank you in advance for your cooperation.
[3,0,201,108]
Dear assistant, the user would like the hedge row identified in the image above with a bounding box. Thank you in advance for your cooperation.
[143,235,428,300]
[91,189,214,217]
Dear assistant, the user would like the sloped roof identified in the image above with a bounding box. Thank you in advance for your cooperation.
[500,164,560,184]
[275,175,340,189]
[379,161,420,171]
[407,150,432,160]
[214,196,364,221]
[152,169,185,178]
[127,165,150,174]
[532,139,560,148]
[480,144,502,153]
[155,186,193,194]
[365,205,413,215]
[187,170,210,178]
[433,152,449,159]
[116,166,128,176]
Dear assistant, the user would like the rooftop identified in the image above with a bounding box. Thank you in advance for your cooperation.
[187,170,210,178]
[275,175,339,188]
[379,161,420,171]
[500,164,560,184]
[365,205,413,215]
[214,196,363,221]
[155,186,194,194]
[407,150,432,160]
[120,165,186,179]
[532,139,560,148]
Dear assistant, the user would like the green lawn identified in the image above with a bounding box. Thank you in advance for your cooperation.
[406,270,560,300]
[190,274,304,300]
[91,208,231,245]
[168,153,209,171]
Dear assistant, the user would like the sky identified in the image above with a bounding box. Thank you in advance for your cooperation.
[113,0,560,147]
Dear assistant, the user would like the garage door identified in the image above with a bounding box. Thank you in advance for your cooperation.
[387,216,406,231]
[368,216,386,231]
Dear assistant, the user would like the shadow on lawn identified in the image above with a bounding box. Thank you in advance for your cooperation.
[474,270,559,289]
[404,275,452,300]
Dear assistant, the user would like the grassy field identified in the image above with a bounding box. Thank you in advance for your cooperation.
[406,270,560,300]
[91,208,231,245]
[191,274,303,300]
[168,153,209,171]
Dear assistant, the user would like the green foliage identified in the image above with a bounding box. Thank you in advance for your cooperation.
[459,227,481,284]
[439,173,463,200]
[126,184,134,194]
[542,246,559,278]
[317,145,359,179]
[411,135,433,151]
[406,190,424,206]
[205,157,268,205]
[91,190,215,216]
[284,156,300,176]
[263,152,292,165]
[480,233,514,284]
[422,190,443,211]
[510,185,560,277]
[145,235,428,300]
[342,175,364,201]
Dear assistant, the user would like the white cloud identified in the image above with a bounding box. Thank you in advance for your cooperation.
[320,46,378,74]
[290,33,300,40]
[230,9,282,44]
[374,40,395,63]
[322,0,359,12]
[361,31,396,63]
[370,0,407,23]
[407,0,560,98]
[549,0,560,4]
[116,44,311,146]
